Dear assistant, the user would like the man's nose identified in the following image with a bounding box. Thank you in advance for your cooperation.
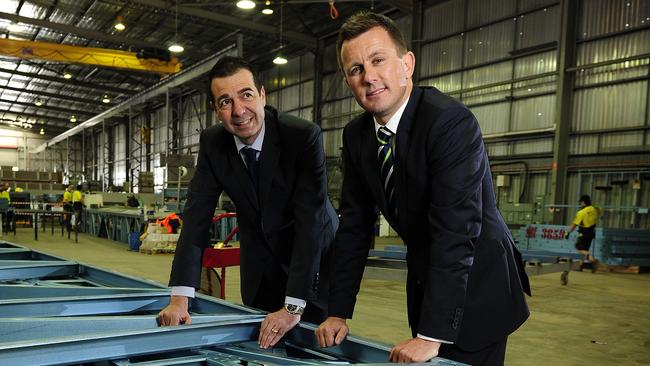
[231,99,246,116]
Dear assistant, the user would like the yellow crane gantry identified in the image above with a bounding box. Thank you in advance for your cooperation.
[0,38,181,74]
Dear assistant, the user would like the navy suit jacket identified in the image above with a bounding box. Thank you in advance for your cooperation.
[328,87,530,351]
[169,106,338,311]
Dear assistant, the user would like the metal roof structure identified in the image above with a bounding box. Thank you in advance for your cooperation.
[0,0,407,135]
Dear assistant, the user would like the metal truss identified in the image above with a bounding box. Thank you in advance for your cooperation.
[0,241,464,366]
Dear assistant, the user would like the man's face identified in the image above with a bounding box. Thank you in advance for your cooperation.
[340,26,414,124]
[211,68,266,145]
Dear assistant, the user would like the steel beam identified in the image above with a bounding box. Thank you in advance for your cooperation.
[0,12,164,50]
[0,292,172,317]
[0,261,78,281]
[0,318,261,366]
[0,66,135,95]
[0,284,163,300]
[549,0,578,223]
[0,85,107,106]
[0,314,262,343]
[0,97,96,116]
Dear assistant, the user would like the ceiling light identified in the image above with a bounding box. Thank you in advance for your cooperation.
[114,16,126,31]
[11,166,19,172]
[102,95,110,103]
[70,115,77,123]
[273,2,286,66]
[168,1,184,54]
[7,22,23,33]
[34,99,43,106]
[273,56,288,65]
[39,128,45,135]
[237,0,256,9]
[63,72,72,79]
[168,43,184,53]
[262,8,273,14]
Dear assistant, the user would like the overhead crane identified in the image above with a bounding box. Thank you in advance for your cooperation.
[0,38,182,75]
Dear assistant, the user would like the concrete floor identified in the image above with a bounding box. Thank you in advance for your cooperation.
[3,228,650,365]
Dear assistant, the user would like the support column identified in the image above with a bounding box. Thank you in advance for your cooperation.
[550,0,578,224]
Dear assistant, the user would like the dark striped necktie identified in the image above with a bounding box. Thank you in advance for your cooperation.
[376,126,396,213]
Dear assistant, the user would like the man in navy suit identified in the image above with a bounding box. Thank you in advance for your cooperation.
[158,57,338,350]
[315,11,530,365]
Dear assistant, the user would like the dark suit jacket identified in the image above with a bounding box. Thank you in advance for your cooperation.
[328,87,531,351]
[169,106,338,313]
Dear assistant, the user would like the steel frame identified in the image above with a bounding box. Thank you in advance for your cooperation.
[0,241,463,366]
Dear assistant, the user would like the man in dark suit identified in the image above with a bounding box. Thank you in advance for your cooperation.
[315,12,530,365]
[158,56,338,350]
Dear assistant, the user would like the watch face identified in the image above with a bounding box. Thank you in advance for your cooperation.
[284,303,304,315]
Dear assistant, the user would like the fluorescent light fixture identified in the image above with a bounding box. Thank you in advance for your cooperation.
[70,115,77,123]
[262,8,273,14]
[11,166,19,172]
[237,0,256,9]
[39,128,45,135]
[168,43,184,53]
[273,55,287,65]
[7,22,23,32]
[102,95,110,103]
[63,72,72,79]
[34,99,43,106]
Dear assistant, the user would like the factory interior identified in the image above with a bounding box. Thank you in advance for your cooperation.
[1,0,649,365]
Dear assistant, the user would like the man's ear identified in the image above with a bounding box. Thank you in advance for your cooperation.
[259,85,267,106]
[402,51,415,79]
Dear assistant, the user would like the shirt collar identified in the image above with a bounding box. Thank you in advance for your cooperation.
[234,122,265,153]
[373,96,409,136]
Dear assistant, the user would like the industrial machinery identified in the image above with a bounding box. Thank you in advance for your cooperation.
[0,240,463,366]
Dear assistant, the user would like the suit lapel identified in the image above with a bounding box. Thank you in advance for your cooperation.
[258,109,281,211]
[226,137,260,211]
[393,87,423,220]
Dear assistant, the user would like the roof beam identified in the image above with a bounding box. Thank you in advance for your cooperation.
[0,85,105,106]
[0,66,135,95]
[132,0,317,49]
[0,11,166,50]
[381,0,413,13]
[1,110,77,125]
[0,98,96,116]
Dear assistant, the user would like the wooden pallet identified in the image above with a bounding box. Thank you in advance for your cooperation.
[595,264,641,274]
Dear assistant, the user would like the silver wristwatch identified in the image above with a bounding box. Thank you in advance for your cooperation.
[284,303,305,315]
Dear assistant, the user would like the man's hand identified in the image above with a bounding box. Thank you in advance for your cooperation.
[564,231,571,240]
[157,295,192,326]
[389,338,441,363]
[258,309,300,349]
[315,317,349,348]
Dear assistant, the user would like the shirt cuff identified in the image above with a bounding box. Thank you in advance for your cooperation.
[284,296,306,308]
[171,286,195,298]
[417,333,453,344]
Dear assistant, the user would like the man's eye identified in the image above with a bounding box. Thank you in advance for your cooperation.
[218,99,232,108]
[242,92,254,99]
[349,66,361,76]
[373,58,384,64]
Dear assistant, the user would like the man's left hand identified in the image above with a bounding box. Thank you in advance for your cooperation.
[389,337,441,363]
[258,309,300,349]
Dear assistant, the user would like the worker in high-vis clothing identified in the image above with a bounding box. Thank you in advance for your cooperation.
[565,194,601,272]
[71,184,84,227]
[62,185,74,231]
